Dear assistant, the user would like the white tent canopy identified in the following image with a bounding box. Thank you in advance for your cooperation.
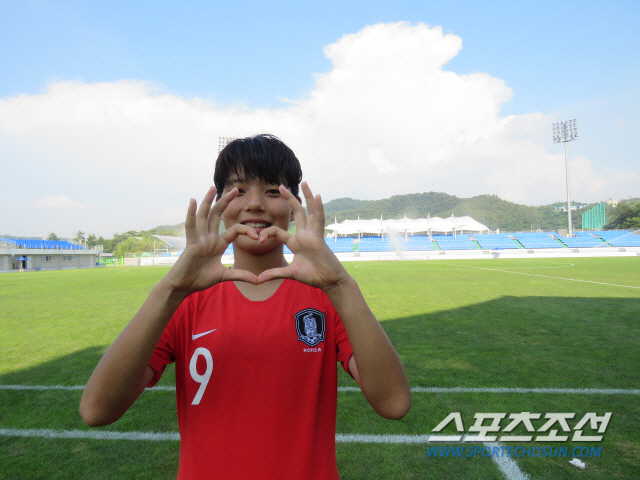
[326,215,490,237]
[152,235,187,249]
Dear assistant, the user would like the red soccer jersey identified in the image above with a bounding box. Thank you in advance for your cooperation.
[148,279,353,479]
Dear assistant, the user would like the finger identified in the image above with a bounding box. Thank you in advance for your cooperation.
[258,226,292,245]
[300,182,323,236]
[300,181,316,219]
[313,193,326,237]
[220,223,260,245]
[279,185,307,230]
[257,266,294,284]
[184,198,198,245]
[209,187,239,235]
[299,182,325,237]
[222,268,259,285]
[196,186,217,237]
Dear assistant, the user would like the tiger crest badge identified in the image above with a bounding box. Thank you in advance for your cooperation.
[295,308,326,347]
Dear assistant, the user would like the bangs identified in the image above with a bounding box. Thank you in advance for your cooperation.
[226,156,291,189]
[214,135,302,198]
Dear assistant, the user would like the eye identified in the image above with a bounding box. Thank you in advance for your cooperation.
[266,188,281,196]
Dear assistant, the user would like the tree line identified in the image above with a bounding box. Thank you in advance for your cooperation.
[46,225,182,256]
[604,201,640,230]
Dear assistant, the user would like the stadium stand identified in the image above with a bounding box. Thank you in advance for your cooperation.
[397,235,436,251]
[184,230,640,257]
[432,234,477,250]
[3,239,85,250]
[472,233,520,250]
[594,230,640,247]
[358,236,394,252]
[593,230,630,240]
[608,236,640,247]
[557,235,607,248]
[573,231,601,238]
[205,231,640,256]
[325,237,356,253]
[511,233,562,249]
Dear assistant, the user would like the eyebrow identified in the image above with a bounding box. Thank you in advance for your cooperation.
[226,177,243,186]
[226,176,284,188]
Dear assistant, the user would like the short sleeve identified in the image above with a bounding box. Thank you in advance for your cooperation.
[147,308,181,388]
[334,313,353,375]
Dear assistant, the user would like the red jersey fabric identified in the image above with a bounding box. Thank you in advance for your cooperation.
[148,279,353,479]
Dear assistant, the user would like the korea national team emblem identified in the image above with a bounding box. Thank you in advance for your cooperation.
[295,309,326,347]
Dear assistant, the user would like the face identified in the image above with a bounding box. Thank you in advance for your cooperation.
[220,174,294,253]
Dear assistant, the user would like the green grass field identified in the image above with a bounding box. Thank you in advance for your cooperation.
[1,257,639,479]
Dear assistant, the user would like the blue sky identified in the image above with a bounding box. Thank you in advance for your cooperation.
[1,1,638,237]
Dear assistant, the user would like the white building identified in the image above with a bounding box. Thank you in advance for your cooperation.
[0,239,99,272]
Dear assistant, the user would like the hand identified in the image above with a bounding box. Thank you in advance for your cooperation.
[164,186,259,295]
[256,182,349,291]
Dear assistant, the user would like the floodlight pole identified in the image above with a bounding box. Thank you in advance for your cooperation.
[552,120,579,237]
[564,141,572,236]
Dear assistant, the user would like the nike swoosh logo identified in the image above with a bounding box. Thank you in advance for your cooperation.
[191,329,217,340]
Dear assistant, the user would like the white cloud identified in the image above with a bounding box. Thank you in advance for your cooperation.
[1,22,637,236]
[33,195,86,208]
[368,147,397,173]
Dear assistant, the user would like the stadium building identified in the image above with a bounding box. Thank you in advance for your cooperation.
[115,212,640,267]
[0,238,99,272]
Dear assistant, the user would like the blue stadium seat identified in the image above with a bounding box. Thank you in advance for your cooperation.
[512,233,561,249]
[473,234,520,250]
[558,236,606,248]
[358,236,394,252]
[4,238,86,250]
[325,237,356,253]
[432,234,477,250]
[398,235,435,251]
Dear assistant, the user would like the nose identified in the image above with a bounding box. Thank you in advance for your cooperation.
[244,189,265,212]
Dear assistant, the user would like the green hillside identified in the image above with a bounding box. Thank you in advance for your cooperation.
[323,192,587,232]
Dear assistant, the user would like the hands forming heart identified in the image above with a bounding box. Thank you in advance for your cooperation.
[164,182,348,297]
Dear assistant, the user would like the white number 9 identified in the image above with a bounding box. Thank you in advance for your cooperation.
[189,347,213,405]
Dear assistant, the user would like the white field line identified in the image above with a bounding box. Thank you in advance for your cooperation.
[0,428,525,447]
[452,263,640,290]
[0,429,531,479]
[353,263,576,271]
[410,387,640,394]
[484,441,529,480]
[1,385,639,394]
[0,428,180,441]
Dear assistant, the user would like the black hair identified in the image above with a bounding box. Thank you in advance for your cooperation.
[214,134,303,199]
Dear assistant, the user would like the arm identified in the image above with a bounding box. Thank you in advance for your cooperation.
[80,186,259,426]
[325,276,411,420]
[257,183,411,419]
[79,282,186,426]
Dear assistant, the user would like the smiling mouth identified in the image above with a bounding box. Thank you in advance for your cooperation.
[243,222,271,229]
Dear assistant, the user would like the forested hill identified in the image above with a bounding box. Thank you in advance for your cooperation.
[323,192,587,232]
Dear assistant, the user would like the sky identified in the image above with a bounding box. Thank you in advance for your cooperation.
[1,0,638,238]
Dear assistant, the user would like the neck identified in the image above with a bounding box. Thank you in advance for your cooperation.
[232,244,288,276]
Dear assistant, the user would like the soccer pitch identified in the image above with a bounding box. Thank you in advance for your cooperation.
[1,257,639,479]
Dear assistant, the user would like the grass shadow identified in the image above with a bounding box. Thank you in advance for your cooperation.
[1,294,639,479]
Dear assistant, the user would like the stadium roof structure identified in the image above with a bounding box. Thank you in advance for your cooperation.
[326,215,490,236]
[152,235,187,250]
